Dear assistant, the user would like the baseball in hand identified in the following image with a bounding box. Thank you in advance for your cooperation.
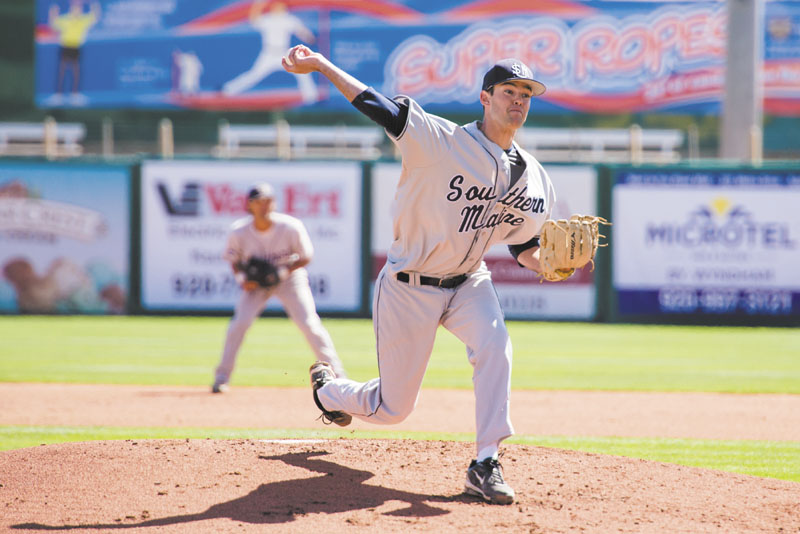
[283,46,309,71]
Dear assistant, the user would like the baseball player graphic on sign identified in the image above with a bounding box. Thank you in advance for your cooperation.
[222,0,318,103]
[283,45,556,505]
[211,183,346,394]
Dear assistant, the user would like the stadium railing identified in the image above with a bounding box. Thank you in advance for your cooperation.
[212,120,385,160]
[0,119,86,159]
[516,126,684,163]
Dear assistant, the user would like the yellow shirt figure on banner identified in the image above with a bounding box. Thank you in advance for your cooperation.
[48,0,100,104]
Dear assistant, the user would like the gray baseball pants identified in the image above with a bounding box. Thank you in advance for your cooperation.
[317,264,514,455]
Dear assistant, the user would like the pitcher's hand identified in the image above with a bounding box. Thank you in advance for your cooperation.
[282,45,322,74]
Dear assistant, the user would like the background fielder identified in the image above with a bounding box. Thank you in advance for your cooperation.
[283,45,556,505]
[211,183,345,393]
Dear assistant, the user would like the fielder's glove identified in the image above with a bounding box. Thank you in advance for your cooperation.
[538,214,610,282]
[240,257,285,289]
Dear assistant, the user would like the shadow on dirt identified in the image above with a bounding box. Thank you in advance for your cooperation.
[13,450,469,530]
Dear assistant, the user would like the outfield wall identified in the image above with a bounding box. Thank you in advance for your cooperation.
[1,157,798,325]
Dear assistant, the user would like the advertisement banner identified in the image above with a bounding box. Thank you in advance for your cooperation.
[372,163,598,320]
[140,160,362,312]
[0,162,130,314]
[34,0,800,115]
[612,168,800,317]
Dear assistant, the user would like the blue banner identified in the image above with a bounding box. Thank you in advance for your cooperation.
[34,0,800,115]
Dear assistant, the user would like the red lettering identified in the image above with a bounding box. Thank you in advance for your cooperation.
[428,53,463,90]
[495,30,525,62]
[575,26,616,81]
[682,13,715,61]
[456,29,496,88]
[523,29,563,77]
[284,185,302,215]
[205,184,247,214]
[616,26,649,72]
[650,15,681,74]
[387,7,727,98]
[396,45,433,95]
[283,185,341,217]
[324,191,340,216]
[708,13,726,56]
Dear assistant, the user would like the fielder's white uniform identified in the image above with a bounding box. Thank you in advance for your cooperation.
[222,11,317,102]
[175,51,203,94]
[213,212,344,386]
[318,97,555,455]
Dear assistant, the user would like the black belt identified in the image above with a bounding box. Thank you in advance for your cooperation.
[396,272,468,289]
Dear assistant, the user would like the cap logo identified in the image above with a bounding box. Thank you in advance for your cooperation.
[511,63,531,78]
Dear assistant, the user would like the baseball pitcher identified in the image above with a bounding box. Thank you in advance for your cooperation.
[283,45,605,505]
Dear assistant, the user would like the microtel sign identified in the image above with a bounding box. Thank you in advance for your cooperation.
[612,168,800,318]
[645,199,796,251]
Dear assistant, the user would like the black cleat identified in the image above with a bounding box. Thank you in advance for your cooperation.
[309,362,352,427]
[464,457,515,504]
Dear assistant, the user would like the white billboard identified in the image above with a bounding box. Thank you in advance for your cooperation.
[612,169,800,317]
[371,163,599,320]
[141,160,363,312]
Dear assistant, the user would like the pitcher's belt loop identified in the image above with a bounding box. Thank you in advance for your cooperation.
[396,272,468,289]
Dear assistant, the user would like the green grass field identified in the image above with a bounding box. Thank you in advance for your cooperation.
[1,316,799,481]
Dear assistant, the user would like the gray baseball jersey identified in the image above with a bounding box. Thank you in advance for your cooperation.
[317,95,555,455]
[386,96,555,277]
[224,212,312,268]
[214,212,345,387]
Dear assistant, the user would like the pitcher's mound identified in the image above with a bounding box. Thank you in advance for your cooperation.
[2,439,799,533]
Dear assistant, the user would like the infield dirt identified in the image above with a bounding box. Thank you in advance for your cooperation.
[2,384,799,533]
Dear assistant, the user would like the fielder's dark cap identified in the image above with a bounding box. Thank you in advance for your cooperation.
[247,183,275,201]
[482,58,546,96]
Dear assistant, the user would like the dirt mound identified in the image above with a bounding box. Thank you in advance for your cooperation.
[2,439,799,533]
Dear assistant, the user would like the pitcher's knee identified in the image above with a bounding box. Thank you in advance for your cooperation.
[482,328,511,357]
[377,400,415,424]
[469,328,512,370]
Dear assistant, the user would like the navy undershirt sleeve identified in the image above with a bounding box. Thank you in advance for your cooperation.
[508,235,540,263]
[351,87,408,138]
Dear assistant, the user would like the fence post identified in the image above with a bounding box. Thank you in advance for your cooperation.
[276,119,291,160]
[217,119,230,158]
[159,118,174,158]
[688,124,700,162]
[44,116,57,160]
[102,116,114,158]
[629,124,642,165]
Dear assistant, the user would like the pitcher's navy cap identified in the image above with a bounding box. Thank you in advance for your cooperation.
[482,59,546,96]
[247,183,275,200]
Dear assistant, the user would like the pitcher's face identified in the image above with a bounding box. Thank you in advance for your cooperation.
[482,80,533,131]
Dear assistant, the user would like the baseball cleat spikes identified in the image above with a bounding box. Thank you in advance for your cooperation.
[464,457,515,505]
[309,361,352,427]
